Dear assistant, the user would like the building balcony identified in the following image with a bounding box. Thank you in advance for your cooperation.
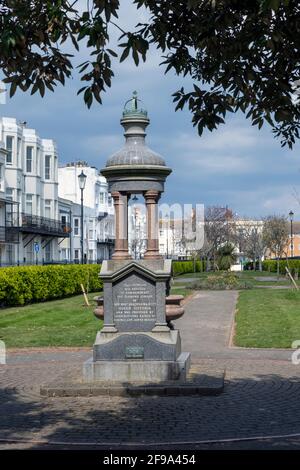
[97,237,115,245]
[20,213,71,237]
[0,225,19,244]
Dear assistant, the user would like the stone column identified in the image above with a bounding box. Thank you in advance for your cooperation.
[144,190,161,259]
[112,191,131,259]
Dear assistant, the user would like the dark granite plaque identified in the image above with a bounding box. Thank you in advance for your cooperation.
[113,272,156,331]
[125,346,144,359]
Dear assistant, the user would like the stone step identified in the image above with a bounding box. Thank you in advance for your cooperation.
[40,365,224,397]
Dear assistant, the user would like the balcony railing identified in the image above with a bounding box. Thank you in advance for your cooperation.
[97,237,115,245]
[0,225,19,243]
[0,226,5,243]
[21,213,71,237]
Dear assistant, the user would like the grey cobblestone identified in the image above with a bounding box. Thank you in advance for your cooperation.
[1,291,300,449]
[1,357,300,449]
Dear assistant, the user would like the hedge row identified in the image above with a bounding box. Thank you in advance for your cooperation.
[262,259,300,275]
[0,264,103,307]
[172,260,206,276]
[0,259,216,307]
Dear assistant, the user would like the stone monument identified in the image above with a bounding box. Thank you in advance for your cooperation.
[83,92,190,383]
[40,93,225,397]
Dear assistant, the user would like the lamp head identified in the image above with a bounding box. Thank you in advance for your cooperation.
[78,170,87,190]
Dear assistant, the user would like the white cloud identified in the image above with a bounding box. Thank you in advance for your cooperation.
[262,190,296,214]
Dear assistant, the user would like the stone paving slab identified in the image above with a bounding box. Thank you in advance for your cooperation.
[40,364,224,397]
[1,358,300,450]
[2,290,300,449]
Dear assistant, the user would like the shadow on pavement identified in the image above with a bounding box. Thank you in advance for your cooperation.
[1,370,300,450]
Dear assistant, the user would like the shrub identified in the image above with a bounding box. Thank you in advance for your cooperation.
[216,243,237,270]
[0,264,103,307]
[262,259,300,275]
[172,260,206,276]
[189,272,252,290]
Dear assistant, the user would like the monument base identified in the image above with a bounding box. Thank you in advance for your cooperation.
[40,363,225,397]
[92,329,181,362]
[83,352,191,383]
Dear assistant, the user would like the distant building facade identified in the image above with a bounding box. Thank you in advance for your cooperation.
[128,204,147,259]
[58,161,115,262]
[0,117,70,266]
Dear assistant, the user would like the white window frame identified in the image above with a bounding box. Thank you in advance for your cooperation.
[44,199,51,219]
[26,146,33,173]
[25,194,33,215]
[6,136,13,165]
[74,217,80,236]
[45,154,51,180]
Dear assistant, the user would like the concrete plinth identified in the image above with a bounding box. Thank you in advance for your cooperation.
[41,363,224,397]
[83,352,190,383]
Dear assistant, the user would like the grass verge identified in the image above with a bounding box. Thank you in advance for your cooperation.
[0,292,103,348]
[235,288,300,348]
[0,286,189,348]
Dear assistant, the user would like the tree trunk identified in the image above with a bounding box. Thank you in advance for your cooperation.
[277,256,280,279]
[259,258,262,272]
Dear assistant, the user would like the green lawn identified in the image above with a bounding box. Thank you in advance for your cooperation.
[177,272,208,279]
[235,289,300,348]
[169,287,191,298]
[0,286,188,348]
[0,292,103,348]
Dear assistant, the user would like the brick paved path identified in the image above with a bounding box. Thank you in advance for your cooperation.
[1,291,299,450]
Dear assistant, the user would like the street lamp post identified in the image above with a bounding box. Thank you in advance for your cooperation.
[289,210,294,258]
[78,170,87,264]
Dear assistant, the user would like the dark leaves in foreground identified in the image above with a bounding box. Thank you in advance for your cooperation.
[0,0,299,147]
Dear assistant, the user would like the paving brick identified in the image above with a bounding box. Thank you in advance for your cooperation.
[1,291,300,449]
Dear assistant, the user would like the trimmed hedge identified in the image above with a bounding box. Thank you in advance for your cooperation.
[262,259,300,275]
[172,260,206,276]
[0,264,103,307]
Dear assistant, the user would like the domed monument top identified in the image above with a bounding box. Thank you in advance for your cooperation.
[105,91,167,168]
[100,91,172,260]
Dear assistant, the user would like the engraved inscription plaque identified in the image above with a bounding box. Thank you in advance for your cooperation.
[113,273,156,331]
[125,346,144,359]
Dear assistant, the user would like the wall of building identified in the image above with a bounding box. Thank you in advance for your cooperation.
[0,117,63,265]
[58,162,115,262]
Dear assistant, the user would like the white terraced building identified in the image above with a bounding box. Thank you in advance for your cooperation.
[0,117,70,266]
[58,161,115,263]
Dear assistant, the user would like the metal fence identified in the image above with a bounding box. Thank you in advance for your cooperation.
[0,259,104,268]
[21,213,71,236]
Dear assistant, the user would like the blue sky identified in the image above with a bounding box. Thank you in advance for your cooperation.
[1,0,300,218]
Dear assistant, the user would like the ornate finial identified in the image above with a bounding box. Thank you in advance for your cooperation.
[123,91,148,118]
[132,91,138,111]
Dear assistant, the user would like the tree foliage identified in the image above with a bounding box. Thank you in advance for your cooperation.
[0,0,299,147]
[216,243,237,270]
[263,214,289,275]
[200,206,236,270]
[235,221,267,270]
